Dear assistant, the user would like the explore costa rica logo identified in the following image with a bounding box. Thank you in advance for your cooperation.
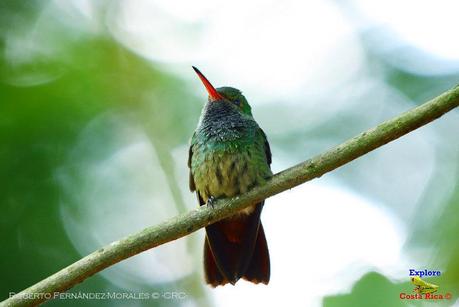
[399,269,452,300]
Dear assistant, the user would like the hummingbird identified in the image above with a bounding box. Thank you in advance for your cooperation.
[188,67,272,286]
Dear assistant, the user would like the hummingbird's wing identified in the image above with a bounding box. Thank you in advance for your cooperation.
[260,128,272,166]
[188,132,196,192]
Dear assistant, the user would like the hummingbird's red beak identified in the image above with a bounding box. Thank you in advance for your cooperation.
[192,66,224,102]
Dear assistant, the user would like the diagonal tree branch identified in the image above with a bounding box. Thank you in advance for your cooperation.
[3,84,459,307]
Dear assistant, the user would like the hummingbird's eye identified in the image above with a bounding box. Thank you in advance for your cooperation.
[232,99,240,106]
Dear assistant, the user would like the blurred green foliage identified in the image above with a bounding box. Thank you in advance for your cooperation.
[324,272,408,307]
[0,2,204,306]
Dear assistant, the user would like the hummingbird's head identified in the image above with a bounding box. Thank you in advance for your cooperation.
[193,66,252,116]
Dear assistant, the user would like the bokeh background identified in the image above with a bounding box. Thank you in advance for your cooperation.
[1,1,458,306]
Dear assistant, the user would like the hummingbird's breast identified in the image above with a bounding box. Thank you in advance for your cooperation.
[190,103,271,215]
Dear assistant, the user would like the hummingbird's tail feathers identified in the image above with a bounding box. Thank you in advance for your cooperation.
[204,237,229,287]
[203,203,270,287]
[242,222,270,285]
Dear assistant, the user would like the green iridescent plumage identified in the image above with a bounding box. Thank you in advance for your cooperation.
[188,84,272,286]
[190,87,271,201]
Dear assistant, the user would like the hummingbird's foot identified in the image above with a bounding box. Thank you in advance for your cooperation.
[206,196,216,209]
